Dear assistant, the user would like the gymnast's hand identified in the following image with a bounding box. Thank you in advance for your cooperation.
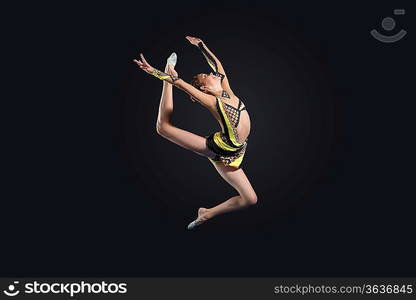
[166,64,178,78]
[185,36,203,46]
[133,53,154,73]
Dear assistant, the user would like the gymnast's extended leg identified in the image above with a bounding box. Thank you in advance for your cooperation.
[155,62,213,158]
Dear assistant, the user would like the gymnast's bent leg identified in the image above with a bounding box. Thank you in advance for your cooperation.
[187,161,258,229]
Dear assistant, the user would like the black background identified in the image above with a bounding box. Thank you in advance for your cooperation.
[2,1,415,276]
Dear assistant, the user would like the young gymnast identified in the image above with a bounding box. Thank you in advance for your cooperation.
[133,36,258,229]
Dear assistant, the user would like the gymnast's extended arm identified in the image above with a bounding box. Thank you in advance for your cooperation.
[185,36,235,96]
[133,53,217,109]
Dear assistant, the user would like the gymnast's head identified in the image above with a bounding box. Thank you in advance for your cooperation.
[191,72,222,94]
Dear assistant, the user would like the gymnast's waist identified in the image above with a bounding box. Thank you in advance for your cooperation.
[206,132,247,155]
[218,131,248,144]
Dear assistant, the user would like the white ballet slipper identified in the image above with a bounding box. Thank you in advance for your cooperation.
[187,218,204,230]
[166,52,177,67]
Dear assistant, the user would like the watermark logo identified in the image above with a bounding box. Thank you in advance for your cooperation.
[371,9,407,43]
[3,281,20,297]
[2,281,127,297]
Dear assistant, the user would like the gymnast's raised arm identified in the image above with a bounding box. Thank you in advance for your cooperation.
[185,36,235,97]
[133,53,217,109]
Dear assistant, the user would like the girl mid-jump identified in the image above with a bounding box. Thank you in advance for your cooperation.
[133,36,258,229]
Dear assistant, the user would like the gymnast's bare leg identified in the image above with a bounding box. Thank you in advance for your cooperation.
[154,62,212,157]
[188,162,258,228]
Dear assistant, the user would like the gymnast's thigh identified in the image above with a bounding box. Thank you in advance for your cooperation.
[210,161,257,201]
[159,125,214,158]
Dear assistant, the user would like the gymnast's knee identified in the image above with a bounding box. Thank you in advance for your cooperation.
[242,192,258,206]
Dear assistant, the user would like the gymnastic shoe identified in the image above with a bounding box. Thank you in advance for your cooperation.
[187,218,203,230]
[187,208,210,230]
[166,52,177,67]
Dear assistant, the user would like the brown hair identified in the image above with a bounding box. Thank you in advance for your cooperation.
[189,75,203,103]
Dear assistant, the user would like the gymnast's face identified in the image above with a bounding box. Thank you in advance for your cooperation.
[196,73,221,90]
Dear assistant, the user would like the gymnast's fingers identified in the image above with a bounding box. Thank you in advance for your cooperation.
[133,59,144,67]
[186,36,196,44]
[133,60,148,72]
[140,53,149,65]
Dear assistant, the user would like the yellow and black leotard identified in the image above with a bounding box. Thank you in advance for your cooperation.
[205,97,248,168]
[196,42,249,168]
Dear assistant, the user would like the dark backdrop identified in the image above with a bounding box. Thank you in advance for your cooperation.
[2,0,415,276]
